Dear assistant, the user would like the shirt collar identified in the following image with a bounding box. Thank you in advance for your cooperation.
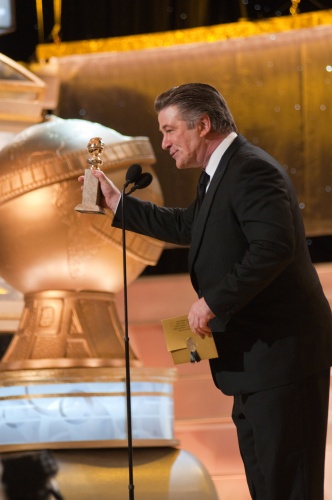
[205,131,238,183]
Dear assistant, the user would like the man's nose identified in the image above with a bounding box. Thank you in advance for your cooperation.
[161,136,171,150]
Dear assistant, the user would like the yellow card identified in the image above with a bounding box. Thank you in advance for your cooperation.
[161,315,218,365]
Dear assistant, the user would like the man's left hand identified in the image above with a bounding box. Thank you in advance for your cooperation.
[188,298,215,339]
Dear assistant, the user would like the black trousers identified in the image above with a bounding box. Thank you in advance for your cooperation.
[232,368,330,500]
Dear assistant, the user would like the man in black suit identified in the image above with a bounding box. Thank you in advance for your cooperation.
[83,83,332,499]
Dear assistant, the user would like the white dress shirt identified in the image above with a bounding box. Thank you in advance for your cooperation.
[204,131,238,190]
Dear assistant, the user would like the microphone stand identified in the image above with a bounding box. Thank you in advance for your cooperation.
[121,186,135,500]
[120,171,152,499]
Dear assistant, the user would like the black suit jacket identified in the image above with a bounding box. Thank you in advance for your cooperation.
[113,135,332,395]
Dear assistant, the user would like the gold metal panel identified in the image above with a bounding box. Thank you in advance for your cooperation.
[0,366,177,386]
[0,448,219,499]
[48,22,332,235]
[0,291,141,370]
[36,10,332,60]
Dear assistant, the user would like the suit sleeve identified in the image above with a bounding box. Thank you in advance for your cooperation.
[112,195,194,246]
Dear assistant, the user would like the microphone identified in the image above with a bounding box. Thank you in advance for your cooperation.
[123,164,142,188]
[126,172,153,195]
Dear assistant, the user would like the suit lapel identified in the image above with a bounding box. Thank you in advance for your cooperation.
[188,135,247,273]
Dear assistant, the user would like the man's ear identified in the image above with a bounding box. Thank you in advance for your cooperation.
[198,114,211,137]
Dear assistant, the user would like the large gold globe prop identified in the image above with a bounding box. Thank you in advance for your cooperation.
[0,117,164,369]
[0,116,163,295]
[0,114,218,500]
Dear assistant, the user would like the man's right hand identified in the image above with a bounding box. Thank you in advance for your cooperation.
[78,170,121,212]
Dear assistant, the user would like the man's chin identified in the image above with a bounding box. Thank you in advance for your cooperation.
[175,158,189,169]
[176,162,195,170]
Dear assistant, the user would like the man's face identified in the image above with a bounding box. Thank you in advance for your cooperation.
[158,105,206,169]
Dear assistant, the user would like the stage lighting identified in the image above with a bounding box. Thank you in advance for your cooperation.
[0,0,15,36]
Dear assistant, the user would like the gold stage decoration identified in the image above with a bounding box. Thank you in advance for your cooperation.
[290,0,301,16]
[45,21,332,236]
[0,447,219,499]
[0,118,218,498]
[0,116,164,371]
[0,117,185,457]
[36,9,332,61]
[0,53,46,126]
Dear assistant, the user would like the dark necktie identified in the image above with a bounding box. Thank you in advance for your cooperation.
[196,171,210,212]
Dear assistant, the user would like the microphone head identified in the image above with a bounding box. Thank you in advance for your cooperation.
[135,172,153,190]
[125,163,142,183]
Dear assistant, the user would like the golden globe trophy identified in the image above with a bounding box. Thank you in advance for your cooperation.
[75,136,106,214]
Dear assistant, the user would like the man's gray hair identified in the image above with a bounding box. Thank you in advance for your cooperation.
[154,83,237,134]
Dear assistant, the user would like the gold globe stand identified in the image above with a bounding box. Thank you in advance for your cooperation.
[0,118,218,499]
